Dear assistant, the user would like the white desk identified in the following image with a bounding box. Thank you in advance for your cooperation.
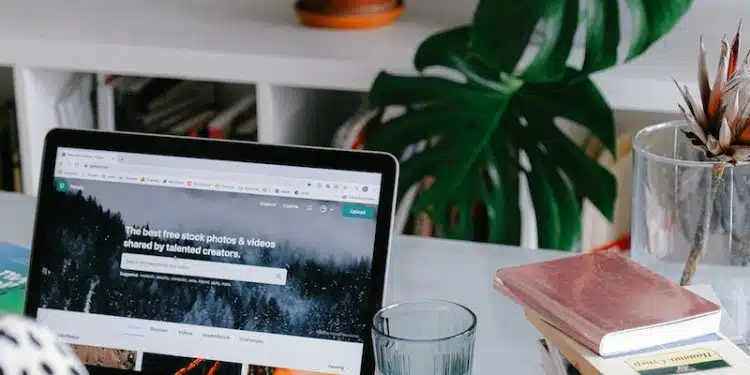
[0,191,564,374]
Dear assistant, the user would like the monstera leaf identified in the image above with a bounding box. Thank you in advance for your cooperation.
[364,0,693,250]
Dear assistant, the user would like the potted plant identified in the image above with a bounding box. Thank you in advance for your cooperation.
[631,24,750,343]
[362,1,694,250]
[295,0,404,29]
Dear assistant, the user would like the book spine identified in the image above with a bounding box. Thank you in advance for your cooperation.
[7,104,22,192]
[207,128,227,139]
[207,93,255,138]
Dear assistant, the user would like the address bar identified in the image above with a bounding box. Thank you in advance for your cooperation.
[84,163,298,187]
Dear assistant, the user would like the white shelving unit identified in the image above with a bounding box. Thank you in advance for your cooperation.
[0,0,744,195]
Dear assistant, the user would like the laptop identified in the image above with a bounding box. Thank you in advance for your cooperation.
[24,128,398,375]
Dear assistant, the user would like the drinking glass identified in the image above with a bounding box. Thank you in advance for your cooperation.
[371,300,476,375]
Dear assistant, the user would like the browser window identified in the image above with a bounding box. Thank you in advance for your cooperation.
[36,147,383,374]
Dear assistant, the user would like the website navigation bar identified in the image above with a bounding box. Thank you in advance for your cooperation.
[54,148,381,205]
[38,309,361,375]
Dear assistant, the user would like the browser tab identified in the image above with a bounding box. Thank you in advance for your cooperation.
[55,149,381,204]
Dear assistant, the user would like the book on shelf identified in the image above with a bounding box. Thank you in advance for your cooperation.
[56,73,95,131]
[0,101,21,193]
[206,92,255,139]
[91,75,257,141]
[494,251,722,356]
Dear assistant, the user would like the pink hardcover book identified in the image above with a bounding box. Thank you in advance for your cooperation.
[494,252,721,356]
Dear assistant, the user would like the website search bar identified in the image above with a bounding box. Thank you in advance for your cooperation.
[120,253,287,285]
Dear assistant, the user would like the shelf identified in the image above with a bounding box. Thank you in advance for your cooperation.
[0,0,744,113]
[11,69,367,194]
[0,0,473,91]
[1,0,747,196]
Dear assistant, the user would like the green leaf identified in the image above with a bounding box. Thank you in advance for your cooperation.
[525,149,561,249]
[415,26,472,73]
[523,0,579,82]
[626,0,694,61]
[520,71,616,156]
[414,26,504,90]
[469,0,548,74]
[542,162,581,251]
[369,72,501,108]
[500,161,522,246]
[364,104,487,156]
[488,118,522,245]
[532,116,617,220]
[397,144,456,203]
[481,148,507,243]
[582,0,620,73]
[522,128,580,251]
[411,101,509,214]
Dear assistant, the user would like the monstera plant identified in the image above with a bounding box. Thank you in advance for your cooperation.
[363,1,694,250]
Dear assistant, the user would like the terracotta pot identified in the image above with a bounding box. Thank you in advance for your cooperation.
[295,0,404,29]
[299,0,399,15]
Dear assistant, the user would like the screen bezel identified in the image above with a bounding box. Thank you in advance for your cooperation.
[25,128,398,375]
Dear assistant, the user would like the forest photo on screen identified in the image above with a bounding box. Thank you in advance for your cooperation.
[38,179,378,343]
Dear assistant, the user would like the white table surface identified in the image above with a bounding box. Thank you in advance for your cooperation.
[0,191,565,374]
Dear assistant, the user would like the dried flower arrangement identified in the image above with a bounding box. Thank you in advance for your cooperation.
[674,22,749,285]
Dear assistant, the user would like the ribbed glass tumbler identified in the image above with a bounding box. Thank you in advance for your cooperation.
[632,121,750,344]
[371,300,476,375]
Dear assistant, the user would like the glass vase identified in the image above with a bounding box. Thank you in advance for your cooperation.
[632,121,750,344]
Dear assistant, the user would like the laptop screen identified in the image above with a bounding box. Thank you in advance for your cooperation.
[34,147,382,375]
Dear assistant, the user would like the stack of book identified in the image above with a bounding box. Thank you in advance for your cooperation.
[101,75,257,140]
[58,74,258,140]
[494,252,750,374]
[0,100,21,192]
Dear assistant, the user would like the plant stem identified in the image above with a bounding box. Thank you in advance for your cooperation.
[680,163,726,286]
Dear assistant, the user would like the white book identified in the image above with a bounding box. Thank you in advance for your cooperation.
[533,309,750,375]
[55,73,95,130]
[207,93,256,137]
[539,338,570,375]
[95,74,116,131]
[531,284,750,374]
